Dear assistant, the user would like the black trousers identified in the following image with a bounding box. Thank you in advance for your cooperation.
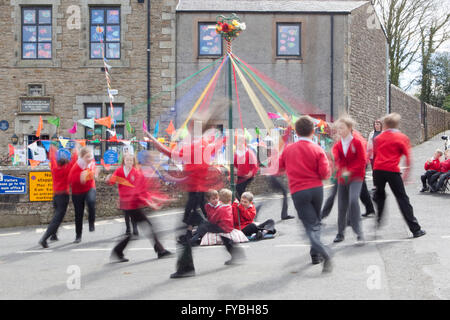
[268,176,288,219]
[183,192,207,226]
[191,221,225,242]
[72,188,96,237]
[236,177,254,201]
[292,187,330,260]
[421,170,438,188]
[431,171,450,191]
[113,208,166,256]
[125,211,138,234]
[373,170,421,233]
[241,219,275,236]
[42,193,70,241]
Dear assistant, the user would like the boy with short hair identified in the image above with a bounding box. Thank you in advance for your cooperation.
[372,113,425,238]
[420,149,443,192]
[429,149,450,192]
[232,191,276,239]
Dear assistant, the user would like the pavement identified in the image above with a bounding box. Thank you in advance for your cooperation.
[0,130,449,300]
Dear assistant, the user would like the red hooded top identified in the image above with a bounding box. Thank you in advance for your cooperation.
[68,159,96,195]
[232,200,256,230]
[373,129,411,173]
[439,159,450,173]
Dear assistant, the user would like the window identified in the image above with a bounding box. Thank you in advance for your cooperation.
[90,7,121,59]
[22,7,52,59]
[84,103,125,163]
[198,22,222,57]
[276,23,301,57]
[28,84,44,96]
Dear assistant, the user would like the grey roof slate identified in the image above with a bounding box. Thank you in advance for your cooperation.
[176,0,369,14]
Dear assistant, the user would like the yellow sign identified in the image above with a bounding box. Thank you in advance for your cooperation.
[29,172,53,202]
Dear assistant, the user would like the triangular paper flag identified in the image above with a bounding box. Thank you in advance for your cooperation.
[68,122,77,134]
[179,126,189,139]
[101,159,111,171]
[292,115,299,123]
[165,120,175,135]
[154,120,159,137]
[109,134,118,142]
[75,139,86,147]
[41,140,51,152]
[78,118,95,129]
[110,175,134,188]
[59,138,69,148]
[267,112,280,119]
[143,120,148,132]
[126,120,133,134]
[27,141,39,152]
[8,144,15,157]
[36,116,43,137]
[139,142,148,149]
[95,116,112,128]
[29,159,40,168]
[255,127,260,136]
[48,117,60,128]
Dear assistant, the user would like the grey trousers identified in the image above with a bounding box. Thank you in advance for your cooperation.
[337,181,363,238]
[292,187,331,260]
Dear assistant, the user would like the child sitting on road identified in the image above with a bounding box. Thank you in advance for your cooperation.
[429,149,450,193]
[204,189,221,220]
[420,149,443,192]
[232,191,276,240]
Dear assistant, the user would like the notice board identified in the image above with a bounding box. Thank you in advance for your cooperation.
[29,171,53,202]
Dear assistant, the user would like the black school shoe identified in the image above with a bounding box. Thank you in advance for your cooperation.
[89,223,95,232]
[333,234,344,243]
[170,268,195,278]
[281,215,295,220]
[110,251,129,263]
[39,238,49,249]
[362,212,375,218]
[413,230,426,238]
[50,234,59,241]
[420,187,429,192]
[73,236,82,244]
[311,255,324,265]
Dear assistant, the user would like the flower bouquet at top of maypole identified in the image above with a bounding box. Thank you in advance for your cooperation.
[216,13,246,42]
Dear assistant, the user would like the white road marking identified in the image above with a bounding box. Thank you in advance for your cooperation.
[62,225,75,230]
[17,250,53,253]
[151,210,184,218]
[35,228,45,234]
[95,221,113,226]
[71,248,111,252]
[441,236,450,239]
[0,232,21,237]
[115,218,125,223]
[274,244,310,247]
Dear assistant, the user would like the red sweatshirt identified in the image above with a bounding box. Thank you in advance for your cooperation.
[108,166,146,210]
[234,148,259,183]
[207,203,234,233]
[440,159,450,173]
[279,138,331,194]
[424,159,441,171]
[232,200,256,230]
[49,147,78,194]
[373,129,411,173]
[205,201,221,219]
[68,160,96,195]
[332,135,367,184]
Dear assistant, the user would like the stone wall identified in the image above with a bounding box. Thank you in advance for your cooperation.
[0,165,288,228]
[347,2,388,138]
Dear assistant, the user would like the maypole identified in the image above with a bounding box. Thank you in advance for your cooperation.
[216,13,245,200]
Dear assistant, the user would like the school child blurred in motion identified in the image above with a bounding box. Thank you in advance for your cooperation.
[420,149,443,192]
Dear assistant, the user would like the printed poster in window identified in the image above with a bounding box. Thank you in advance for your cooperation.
[199,24,221,55]
[278,25,300,56]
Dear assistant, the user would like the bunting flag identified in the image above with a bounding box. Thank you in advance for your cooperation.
[101,159,111,171]
[36,116,43,137]
[267,112,280,119]
[178,126,189,140]
[255,127,260,136]
[27,141,39,152]
[244,128,253,141]
[41,140,51,152]
[139,141,148,149]
[68,122,77,134]
[78,118,95,129]
[291,114,299,123]
[8,144,15,157]
[48,117,60,128]
[59,138,69,148]
[75,139,86,147]
[29,159,40,168]
[94,116,112,128]
[143,120,148,132]
[154,120,160,137]
[126,120,133,134]
[109,133,118,142]
[165,120,175,136]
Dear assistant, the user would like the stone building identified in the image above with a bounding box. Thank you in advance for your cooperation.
[0,0,176,162]
[175,0,389,138]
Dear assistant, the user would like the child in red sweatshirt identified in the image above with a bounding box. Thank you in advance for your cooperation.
[39,145,78,248]
[232,191,276,238]
[332,117,366,244]
[171,189,245,278]
[279,116,332,272]
[420,149,443,192]
[429,149,450,192]
[372,113,425,238]
[107,154,171,263]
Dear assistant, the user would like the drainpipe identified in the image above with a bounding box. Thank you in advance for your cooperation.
[147,0,151,149]
[330,14,334,122]
[386,42,390,114]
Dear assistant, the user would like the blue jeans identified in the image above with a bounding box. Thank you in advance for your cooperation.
[292,187,331,260]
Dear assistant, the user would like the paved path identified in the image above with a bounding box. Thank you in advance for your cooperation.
[0,130,449,300]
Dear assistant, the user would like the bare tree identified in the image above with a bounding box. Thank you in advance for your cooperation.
[419,8,450,104]
[375,0,432,87]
